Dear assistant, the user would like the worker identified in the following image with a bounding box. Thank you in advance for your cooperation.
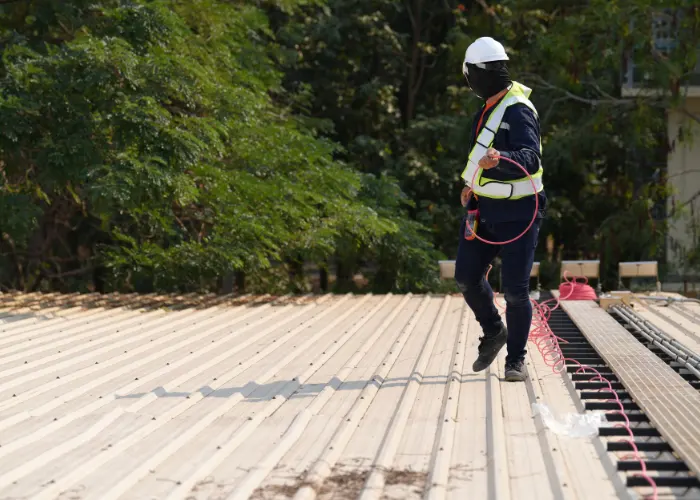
[454,37,547,382]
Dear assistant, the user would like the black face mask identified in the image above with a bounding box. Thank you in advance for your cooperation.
[464,63,511,99]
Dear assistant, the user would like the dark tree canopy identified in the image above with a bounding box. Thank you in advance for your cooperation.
[0,0,697,294]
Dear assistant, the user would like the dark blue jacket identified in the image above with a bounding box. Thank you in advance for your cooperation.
[468,101,547,224]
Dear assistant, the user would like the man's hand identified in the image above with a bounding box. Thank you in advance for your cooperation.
[478,147,500,170]
[460,186,472,207]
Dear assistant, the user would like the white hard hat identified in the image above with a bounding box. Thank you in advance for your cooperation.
[464,37,509,65]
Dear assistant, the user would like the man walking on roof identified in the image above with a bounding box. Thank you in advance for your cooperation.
[454,37,547,382]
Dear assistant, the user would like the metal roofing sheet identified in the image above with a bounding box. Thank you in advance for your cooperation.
[630,299,700,353]
[560,300,700,480]
[0,292,617,499]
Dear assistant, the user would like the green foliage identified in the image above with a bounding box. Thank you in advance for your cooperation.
[1,0,696,294]
[272,0,695,291]
[0,0,407,293]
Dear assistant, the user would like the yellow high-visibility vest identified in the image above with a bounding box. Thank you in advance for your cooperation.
[461,81,544,199]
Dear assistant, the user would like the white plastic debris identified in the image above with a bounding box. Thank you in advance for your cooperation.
[532,403,606,438]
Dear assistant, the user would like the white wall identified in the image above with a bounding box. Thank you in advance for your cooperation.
[667,96,700,272]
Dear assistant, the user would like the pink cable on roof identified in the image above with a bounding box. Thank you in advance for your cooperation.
[488,269,658,499]
[471,151,659,497]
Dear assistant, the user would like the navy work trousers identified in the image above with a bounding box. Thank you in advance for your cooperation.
[454,217,541,364]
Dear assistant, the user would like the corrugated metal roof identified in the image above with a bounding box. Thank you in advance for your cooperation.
[0,292,618,499]
[630,296,700,353]
[562,300,700,481]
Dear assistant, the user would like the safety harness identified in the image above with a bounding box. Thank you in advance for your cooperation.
[461,81,544,199]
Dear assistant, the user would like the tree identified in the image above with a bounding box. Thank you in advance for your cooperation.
[275,0,693,290]
[0,0,401,293]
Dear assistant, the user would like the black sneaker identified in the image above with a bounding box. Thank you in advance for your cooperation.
[472,325,507,372]
[504,360,527,382]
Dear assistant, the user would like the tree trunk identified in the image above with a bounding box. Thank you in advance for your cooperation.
[319,265,329,292]
[235,271,246,295]
[220,272,235,294]
[405,0,424,123]
[335,256,354,292]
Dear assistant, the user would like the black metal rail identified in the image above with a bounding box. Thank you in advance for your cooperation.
[545,303,700,498]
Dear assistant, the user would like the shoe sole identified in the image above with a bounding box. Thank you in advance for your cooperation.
[471,336,507,372]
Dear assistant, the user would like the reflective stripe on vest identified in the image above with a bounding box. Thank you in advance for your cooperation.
[461,81,544,200]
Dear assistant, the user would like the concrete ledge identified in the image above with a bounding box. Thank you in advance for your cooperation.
[619,261,658,279]
[438,260,455,280]
[560,260,600,279]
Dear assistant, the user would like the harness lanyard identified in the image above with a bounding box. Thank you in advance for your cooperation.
[475,98,498,137]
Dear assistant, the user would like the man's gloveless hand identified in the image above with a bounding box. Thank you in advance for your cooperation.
[460,186,472,207]
[478,147,500,170]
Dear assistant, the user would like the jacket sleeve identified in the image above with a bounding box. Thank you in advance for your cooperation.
[494,104,541,180]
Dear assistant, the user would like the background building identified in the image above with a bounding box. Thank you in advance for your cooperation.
[622,11,700,279]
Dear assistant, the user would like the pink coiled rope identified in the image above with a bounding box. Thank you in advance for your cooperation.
[465,154,539,245]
